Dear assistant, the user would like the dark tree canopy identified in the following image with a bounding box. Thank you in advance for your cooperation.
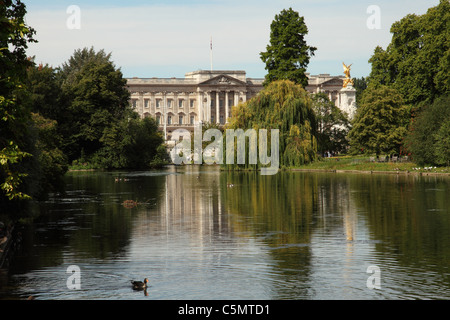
[0,0,36,200]
[404,94,450,166]
[368,0,449,105]
[260,8,316,88]
[312,93,350,155]
[58,47,131,161]
[348,85,409,156]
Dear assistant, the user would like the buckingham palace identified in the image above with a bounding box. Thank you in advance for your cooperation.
[126,69,355,141]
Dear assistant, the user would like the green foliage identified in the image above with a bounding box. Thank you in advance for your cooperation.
[59,47,131,161]
[0,0,36,201]
[25,63,61,121]
[404,95,450,166]
[28,47,166,173]
[352,77,368,108]
[368,0,450,105]
[260,8,316,87]
[28,113,68,198]
[311,93,350,155]
[227,80,317,168]
[149,145,171,168]
[348,85,409,156]
[86,116,164,170]
[0,142,31,200]
[434,118,450,167]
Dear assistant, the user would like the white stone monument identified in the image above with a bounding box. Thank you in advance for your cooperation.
[339,63,357,120]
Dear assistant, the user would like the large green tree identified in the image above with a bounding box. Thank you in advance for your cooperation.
[0,0,36,201]
[312,93,350,155]
[94,115,164,169]
[260,8,316,88]
[404,94,450,166]
[58,47,132,162]
[227,80,317,168]
[368,0,449,105]
[25,62,61,121]
[348,85,409,157]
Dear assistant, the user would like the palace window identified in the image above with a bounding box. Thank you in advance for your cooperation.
[190,115,195,125]
[219,99,224,108]
[167,99,173,108]
[144,99,149,108]
[156,115,161,125]
[179,115,183,124]
[178,99,184,108]
[190,99,195,108]
[220,115,224,124]
[167,115,172,125]
[156,99,161,108]
[132,99,137,108]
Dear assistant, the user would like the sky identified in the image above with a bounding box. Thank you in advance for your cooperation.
[24,0,439,79]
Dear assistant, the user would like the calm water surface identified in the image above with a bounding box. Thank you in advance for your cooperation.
[1,166,450,300]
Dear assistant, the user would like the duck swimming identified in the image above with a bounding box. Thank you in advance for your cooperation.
[131,278,149,290]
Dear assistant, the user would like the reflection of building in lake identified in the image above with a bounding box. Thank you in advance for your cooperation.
[317,178,357,241]
[155,167,231,241]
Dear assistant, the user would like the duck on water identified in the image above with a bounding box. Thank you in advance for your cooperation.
[131,278,149,290]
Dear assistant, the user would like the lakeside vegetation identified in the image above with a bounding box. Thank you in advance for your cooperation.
[292,156,450,175]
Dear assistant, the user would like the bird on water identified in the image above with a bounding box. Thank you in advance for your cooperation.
[131,278,149,290]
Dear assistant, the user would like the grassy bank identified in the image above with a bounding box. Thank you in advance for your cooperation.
[292,156,450,175]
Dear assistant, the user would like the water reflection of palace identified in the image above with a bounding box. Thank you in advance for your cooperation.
[133,167,233,245]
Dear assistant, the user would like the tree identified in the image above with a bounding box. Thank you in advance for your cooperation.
[0,0,36,201]
[27,113,68,199]
[25,62,61,121]
[434,118,450,167]
[58,47,131,162]
[260,8,317,88]
[352,77,368,109]
[404,95,450,166]
[227,80,317,168]
[311,93,350,155]
[348,85,409,157]
[95,116,164,169]
[368,0,449,105]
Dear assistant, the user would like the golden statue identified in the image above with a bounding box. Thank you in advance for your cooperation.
[342,62,354,88]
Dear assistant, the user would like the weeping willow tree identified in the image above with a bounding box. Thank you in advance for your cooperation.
[225,80,317,170]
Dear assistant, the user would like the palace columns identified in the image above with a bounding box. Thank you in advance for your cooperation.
[225,91,229,123]
[242,90,247,103]
[162,91,167,141]
[198,90,204,123]
[206,91,211,123]
[216,91,220,124]
[151,92,156,115]
[138,92,144,115]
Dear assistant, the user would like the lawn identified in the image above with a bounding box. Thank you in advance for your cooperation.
[292,155,450,174]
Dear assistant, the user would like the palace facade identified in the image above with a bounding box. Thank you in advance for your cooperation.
[126,70,355,141]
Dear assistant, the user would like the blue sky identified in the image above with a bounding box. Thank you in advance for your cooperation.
[25,0,438,79]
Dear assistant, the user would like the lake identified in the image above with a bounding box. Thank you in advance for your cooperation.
[1,166,450,300]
